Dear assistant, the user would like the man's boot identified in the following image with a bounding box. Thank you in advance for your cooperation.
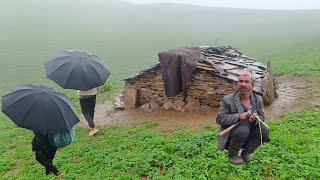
[241,151,252,162]
[228,155,244,164]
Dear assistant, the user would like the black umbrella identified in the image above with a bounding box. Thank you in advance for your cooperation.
[1,84,79,134]
[44,49,110,90]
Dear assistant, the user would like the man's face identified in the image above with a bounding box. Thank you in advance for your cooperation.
[237,75,253,95]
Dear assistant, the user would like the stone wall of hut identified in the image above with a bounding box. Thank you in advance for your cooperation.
[125,67,236,110]
[125,67,166,108]
[188,69,236,107]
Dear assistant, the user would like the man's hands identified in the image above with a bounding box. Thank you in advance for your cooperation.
[239,112,257,122]
[249,114,257,122]
[239,112,250,120]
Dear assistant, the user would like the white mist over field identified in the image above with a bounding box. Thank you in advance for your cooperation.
[126,0,320,10]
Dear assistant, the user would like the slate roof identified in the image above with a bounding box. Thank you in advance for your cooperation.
[124,46,268,94]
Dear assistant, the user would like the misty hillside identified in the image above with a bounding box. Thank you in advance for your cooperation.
[0,0,319,95]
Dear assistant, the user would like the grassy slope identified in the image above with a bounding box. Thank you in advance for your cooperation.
[1,0,320,179]
[1,109,320,179]
[1,39,320,178]
[261,32,320,78]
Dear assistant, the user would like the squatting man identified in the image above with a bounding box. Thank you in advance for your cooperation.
[216,70,270,164]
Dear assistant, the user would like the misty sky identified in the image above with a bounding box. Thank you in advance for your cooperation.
[126,0,320,10]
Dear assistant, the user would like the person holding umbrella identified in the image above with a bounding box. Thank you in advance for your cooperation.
[78,87,99,136]
[45,49,110,136]
[1,85,79,176]
[31,131,61,176]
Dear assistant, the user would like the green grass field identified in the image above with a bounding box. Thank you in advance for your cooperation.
[1,109,320,179]
[1,0,320,179]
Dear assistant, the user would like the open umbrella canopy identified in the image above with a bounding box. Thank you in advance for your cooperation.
[1,84,79,134]
[44,49,110,90]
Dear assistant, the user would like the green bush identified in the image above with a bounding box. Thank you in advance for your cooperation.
[100,83,112,93]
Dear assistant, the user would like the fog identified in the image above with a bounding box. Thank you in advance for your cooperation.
[126,0,320,10]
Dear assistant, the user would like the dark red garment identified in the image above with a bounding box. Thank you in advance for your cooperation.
[158,47,200,98]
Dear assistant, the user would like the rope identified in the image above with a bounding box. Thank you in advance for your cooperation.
[253,113,269,145]
[258,119,263,145]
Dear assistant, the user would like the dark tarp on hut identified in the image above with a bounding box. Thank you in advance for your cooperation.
[158,47,200,98]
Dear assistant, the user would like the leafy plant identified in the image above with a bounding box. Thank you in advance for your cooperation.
[100,83,112,93]
[1,109,320,178]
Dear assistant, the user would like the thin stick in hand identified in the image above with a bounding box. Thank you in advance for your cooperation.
[219,123,238,136]
[253,113,269,128]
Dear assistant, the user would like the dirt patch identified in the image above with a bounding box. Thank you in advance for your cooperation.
[129,109,218,134]
[79,101,131,127]
[6,158,21,175]
[71,156,83,164]
[79,74,320,132]
[265,74,320,119]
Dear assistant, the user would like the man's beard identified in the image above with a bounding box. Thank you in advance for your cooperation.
[239,88,251,95]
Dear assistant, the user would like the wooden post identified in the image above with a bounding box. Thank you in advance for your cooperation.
[124,85,137,110]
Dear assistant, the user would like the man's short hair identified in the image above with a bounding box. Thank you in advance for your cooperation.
[238,69,254,85]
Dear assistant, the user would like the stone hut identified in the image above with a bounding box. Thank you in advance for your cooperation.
[123,46,277,112]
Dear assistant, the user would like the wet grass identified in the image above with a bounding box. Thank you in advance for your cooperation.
[1,109,320,179]
[262,33,320,79]
[1,1,320,178]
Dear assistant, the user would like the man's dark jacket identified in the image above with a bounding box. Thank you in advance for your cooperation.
[216,91,265,150]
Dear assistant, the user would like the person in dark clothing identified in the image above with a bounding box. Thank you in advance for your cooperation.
[31,132,61,176]
[216,71,269,164]
[78,87,99,136]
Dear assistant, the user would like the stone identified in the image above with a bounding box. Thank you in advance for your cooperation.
[149,102,159,110]
[162,100,173,110]
[172,99,185,111]
[140,103,151,112]
[184,97,201,112]
[140,102,160,112]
